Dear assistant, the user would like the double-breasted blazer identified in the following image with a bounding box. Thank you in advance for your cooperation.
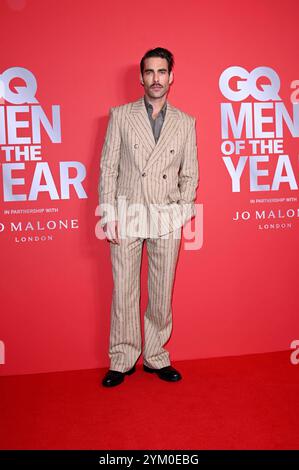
[99,96,199,237]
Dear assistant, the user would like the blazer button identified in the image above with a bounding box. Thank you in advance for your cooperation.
[142,172,146,177]
[134,143,139,149]
[162,174,167,179]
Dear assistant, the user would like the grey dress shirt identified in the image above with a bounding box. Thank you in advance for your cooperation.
[144,96,167,143]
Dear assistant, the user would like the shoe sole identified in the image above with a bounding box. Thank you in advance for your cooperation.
[158,375,182,382]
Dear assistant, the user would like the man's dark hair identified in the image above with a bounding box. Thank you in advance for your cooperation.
[140,47,174,75]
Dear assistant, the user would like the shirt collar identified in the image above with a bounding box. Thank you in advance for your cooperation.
[144,95,167,117]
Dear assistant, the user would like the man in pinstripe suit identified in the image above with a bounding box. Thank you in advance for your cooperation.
[99,47,199,387]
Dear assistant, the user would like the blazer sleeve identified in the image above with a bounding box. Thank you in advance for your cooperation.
[98,107,121,227]
[178,116,199,221]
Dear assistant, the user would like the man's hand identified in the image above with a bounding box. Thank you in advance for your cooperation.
[103,220,120,245]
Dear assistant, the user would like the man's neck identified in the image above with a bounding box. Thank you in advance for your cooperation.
[144,94,167,115]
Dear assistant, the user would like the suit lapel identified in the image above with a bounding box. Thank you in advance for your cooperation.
[127,96,156,154]
[127,96,180,172]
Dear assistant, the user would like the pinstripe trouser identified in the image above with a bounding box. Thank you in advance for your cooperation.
[108,228,182,372]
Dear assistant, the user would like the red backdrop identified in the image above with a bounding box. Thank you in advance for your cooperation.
[1,0,298,375]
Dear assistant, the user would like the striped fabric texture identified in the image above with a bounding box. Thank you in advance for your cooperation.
[99,96,199,372]
[109,228,182,371]
[99,96,199,238]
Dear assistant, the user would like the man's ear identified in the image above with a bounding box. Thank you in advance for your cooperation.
[169,71,174,84]
[140,73,144,85]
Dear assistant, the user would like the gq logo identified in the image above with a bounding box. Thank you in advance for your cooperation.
[219,66,281,102]
[0,67,38,104]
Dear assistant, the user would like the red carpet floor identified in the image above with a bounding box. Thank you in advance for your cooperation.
[0,351,298,450]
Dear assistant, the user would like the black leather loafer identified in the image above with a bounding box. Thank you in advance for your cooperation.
[143,365,182,382]
[102,365,136,387]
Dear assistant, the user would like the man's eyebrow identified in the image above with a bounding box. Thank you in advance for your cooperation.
[144,68,168,72]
